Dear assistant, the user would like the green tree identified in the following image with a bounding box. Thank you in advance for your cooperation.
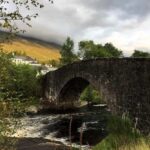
[131,50,150,58]
[104,43,123,58]
[0,50,41,149]
[80,85,102,105]
[80,86,94,105]
[60,37,78,65]
[0,1,53,149]
[79,41,123,60]
[0,51,18,149]
[8,64,39,99]
[79,41,110,59]
[0,51,39,100]
[0,50,13,99]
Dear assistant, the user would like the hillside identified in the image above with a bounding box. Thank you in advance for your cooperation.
[0,32,61,63]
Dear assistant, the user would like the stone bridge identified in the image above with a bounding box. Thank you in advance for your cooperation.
[42,58,150,133]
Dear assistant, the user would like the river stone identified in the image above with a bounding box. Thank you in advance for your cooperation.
[26,105,38,115]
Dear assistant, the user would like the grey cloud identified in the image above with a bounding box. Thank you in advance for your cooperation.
[77,0,150,18]
[18,0,150,54]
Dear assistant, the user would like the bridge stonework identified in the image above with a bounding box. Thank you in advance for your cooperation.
[42,58,150,133]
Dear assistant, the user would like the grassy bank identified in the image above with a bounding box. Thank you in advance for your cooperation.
[93,115,150,150]
[93,134,150,150]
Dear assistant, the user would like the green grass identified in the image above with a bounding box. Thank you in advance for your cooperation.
[93,115,150,150]
[93,135,150,150]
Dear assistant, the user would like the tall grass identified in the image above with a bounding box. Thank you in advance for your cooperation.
[93,115,150,150]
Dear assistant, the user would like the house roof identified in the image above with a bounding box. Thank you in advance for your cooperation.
[13,55,35,61]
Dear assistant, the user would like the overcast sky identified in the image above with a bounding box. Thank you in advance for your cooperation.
[21,0,150,56]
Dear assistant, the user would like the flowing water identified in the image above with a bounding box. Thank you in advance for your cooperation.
[13,105,110,148]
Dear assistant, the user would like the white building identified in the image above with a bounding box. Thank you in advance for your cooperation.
[11,55,57,75]
[11,55,38,65]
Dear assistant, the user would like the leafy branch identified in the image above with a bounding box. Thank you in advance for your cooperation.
[0,0,53,33]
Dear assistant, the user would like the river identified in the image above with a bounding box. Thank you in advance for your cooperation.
[13,105,110,149]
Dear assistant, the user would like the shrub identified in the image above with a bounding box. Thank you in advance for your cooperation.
[80,85,103,104]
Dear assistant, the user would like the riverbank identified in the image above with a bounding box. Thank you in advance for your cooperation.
[16,137,71,150]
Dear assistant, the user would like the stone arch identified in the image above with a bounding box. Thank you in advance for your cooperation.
[55,77,89,109]
[56,76,114,110]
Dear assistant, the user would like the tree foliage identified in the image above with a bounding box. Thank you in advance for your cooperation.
[0,50,13,98]
[0,51,18,149]
[80,86,94,104]
[8,64,39,99]
[0,54,40,100]
[104,43,123,58]
[60,37,78,65]
[0,0,53,32]
[78,41,123,59]
[131,50,150,58]
[80,85,102,104]
[0,1,52,149]
[0,50,41,149]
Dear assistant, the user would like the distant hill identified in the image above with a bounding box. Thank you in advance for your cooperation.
[0,31,61,63]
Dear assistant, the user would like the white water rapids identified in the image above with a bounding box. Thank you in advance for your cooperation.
[13,114,69,144]
[11,105,108,149]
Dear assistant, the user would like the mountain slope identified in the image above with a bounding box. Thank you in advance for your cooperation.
[0,32,61,63]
